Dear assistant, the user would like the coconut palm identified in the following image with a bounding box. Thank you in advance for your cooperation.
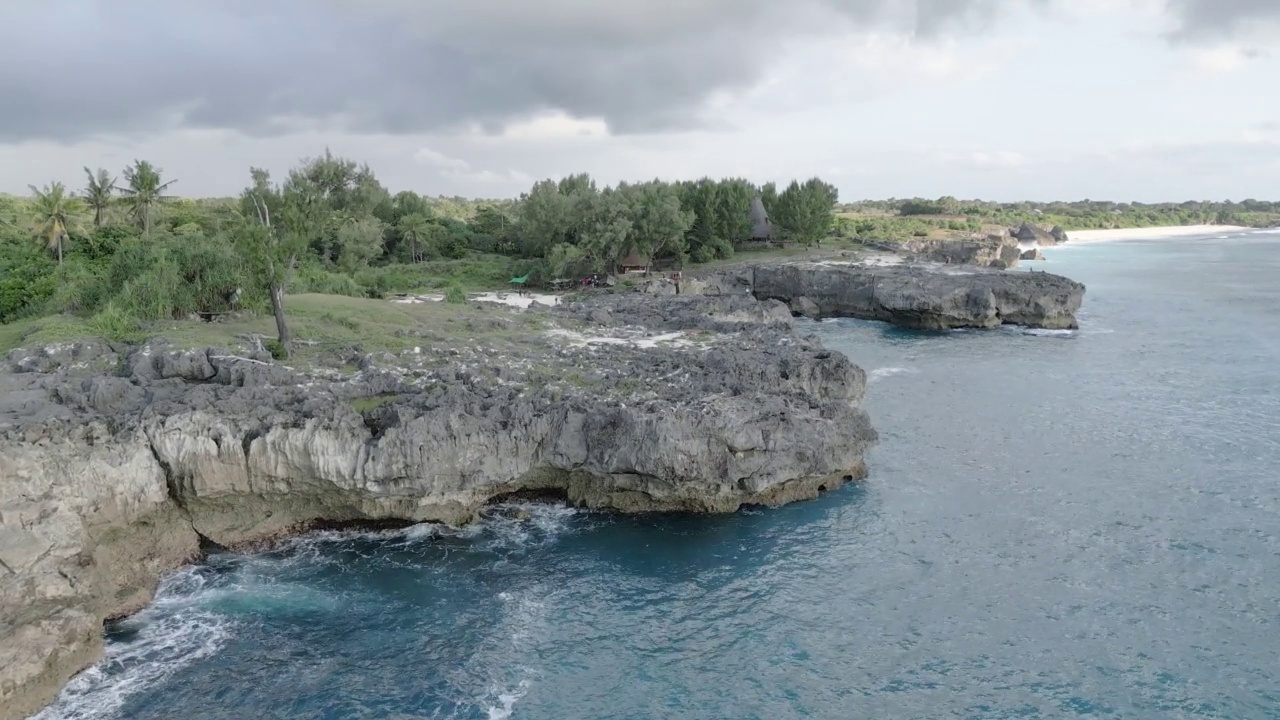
[83,167,117,228]
[397,213,432,263]
[28,182,86,265]
[117,160,177,235]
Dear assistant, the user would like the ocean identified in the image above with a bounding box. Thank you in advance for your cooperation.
[35,230,1280,719]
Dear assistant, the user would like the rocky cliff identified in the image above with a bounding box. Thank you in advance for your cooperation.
[0,293,876,719]
[898,233,1023,269]
[1012,222,1069,246]
[697,263,1086,330]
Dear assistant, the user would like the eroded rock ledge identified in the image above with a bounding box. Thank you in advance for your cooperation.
[0,292,875,719]
[696,263,1086,330]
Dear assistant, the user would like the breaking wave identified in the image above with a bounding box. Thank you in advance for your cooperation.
[35,502,587,719]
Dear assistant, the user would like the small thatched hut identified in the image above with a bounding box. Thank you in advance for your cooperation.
[749,196,773,240]
[619,248,649,273]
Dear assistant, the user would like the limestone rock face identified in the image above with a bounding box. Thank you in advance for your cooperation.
[900,234,1020,269]
[1021,248,1046,261]
[740,263,1085,330]
[1012,222,1063,246]
[0,292,876,718]
[0,413,199,720]
[789,296,822,319]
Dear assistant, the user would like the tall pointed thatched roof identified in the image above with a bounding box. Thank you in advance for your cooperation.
[619,247,648,268]
[750,196,773,239]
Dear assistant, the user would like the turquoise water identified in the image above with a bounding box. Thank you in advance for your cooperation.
[37,231,1280,719]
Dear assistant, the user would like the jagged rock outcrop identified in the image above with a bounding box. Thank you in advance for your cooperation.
[789,296,822,319]
[697,263,1085,330]
[1021,248,1046,261]
[1012,222,1066,246]
[899,234,1021,269]
[0,293,876,719]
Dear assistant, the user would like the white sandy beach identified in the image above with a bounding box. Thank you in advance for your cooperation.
[1061,225,1252,244]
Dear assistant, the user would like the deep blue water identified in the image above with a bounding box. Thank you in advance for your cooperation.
[37,230,1280,719]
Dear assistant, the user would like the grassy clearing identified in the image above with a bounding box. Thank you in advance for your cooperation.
[691,239,871,271]
[0,293,555,359]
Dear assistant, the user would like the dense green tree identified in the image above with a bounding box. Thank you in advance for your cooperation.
[517,179,574,257]
[335,217,386,272]
[118,160,176,235]
[546,242,586,278]
[576,189,632,272]
[287,150,390,265]
[472,205,517,254]
[82,167,116,228]
[773,178,838,245]
[679,180,722,262]
[624,181,693,267]
[759,182,779,217]
[28,181,85,265]
[715,179,755,243]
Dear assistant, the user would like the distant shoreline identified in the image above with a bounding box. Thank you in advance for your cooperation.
[1061,225,1253,244]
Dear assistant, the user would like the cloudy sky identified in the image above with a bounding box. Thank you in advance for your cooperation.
[1,0,1276,201]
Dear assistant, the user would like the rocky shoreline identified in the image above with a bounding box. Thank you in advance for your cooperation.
[0,261,1085,718]
[694,262,1086,330]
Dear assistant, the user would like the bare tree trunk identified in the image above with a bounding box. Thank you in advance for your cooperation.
[270,283,290,358]
[56,234,63,265]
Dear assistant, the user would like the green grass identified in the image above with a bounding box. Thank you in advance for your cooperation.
[360,255,527,294]
[0,293,555,360]
[351,394,397,413]
[0,314,103,352]
[691,238,870,271]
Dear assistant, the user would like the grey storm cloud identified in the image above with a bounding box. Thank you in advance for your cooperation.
[1166,0,1280,37]
[0,0,1030,141]
[0,0,1268,143]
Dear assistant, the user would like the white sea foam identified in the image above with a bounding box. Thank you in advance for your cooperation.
[868,367,917,382]
[1021,328,1077,337]
[36,503,584,718]
[485,679,532,720]
[33,569,233,720]
[475,502,585,553]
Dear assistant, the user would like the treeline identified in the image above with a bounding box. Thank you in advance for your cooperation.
[842,197,1280,230]
[1,150,838,355]
[516,174,836,273]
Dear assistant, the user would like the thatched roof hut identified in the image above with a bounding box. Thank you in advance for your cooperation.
[619,248,649,273]
[750,196,773,239]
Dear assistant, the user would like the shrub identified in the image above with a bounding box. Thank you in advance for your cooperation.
[87,302,141,341]
[443,284,467,304]
[264,339,287,360]
[295,263,365,297]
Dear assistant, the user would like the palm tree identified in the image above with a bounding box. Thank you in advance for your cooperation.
[397,213,432,263]
[28,182,86,265]
[117,160,176,235]
[83,167,117,228]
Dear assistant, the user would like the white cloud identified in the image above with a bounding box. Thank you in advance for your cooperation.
[412,145,530,186]
[496,112,610,140]
[968,151,1028,170]
[1187,44,1260,73]
[413,146,472,172]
